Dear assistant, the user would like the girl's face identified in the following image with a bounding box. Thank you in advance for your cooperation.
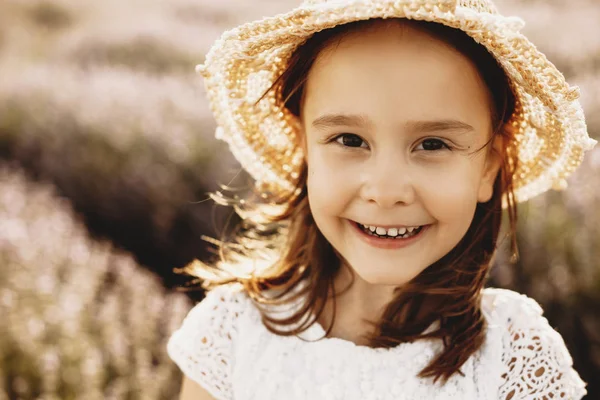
[300,22,503,286]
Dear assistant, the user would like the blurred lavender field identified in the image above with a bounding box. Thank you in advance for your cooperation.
[0,0,598,399]
[0,166,191,399]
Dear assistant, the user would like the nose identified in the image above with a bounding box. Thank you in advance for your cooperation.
[360,154,416,208]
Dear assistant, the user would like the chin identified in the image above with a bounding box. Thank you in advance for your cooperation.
[351,264,422,287]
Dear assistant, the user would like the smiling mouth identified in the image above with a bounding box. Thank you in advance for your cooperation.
[355,223,425,239]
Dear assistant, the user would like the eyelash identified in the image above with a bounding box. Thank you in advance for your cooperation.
[330,133,453,152]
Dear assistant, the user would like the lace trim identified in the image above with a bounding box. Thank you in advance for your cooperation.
[491,290,588,400]
[167,284,245,400]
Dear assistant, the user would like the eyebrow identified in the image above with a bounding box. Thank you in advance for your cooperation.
[311,113,475,135]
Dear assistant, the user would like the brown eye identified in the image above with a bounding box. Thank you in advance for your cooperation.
[335,134,367,148]
[418,138,451,151]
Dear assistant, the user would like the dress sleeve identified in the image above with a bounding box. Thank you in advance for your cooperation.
[167,283,246,400]
[496,291,588,400]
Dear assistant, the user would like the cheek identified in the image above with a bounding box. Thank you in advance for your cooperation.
[306,149,342,215]
[417,163,481,223]
[306,146,358,219]
[306,145,356,191]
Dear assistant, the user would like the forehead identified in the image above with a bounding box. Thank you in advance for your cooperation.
[302,23,492,128]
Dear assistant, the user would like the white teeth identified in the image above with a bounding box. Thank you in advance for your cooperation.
[358,223,424,238]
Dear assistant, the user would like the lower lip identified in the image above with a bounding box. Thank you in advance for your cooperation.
[349,220,430,250]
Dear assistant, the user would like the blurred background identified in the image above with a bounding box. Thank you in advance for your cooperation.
[0,0,598,399]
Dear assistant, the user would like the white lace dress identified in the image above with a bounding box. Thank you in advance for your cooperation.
[166,283,588,400]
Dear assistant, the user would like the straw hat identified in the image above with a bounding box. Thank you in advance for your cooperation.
[197,0,597,205]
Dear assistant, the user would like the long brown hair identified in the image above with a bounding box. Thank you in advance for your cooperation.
[181,18,519,384]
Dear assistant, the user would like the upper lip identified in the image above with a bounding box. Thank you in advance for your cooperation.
[351,220,428,229]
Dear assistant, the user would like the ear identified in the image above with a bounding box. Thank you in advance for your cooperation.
[478,133,504,203]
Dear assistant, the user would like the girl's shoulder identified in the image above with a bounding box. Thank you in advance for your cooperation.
[480,287,588,400]
[166,283,253,400]
[480,286,544,322]
[173,282,253,334]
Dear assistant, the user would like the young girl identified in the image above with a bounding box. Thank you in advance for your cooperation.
[167,0,596,399]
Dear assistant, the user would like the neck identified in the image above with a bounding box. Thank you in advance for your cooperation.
[318,263,400,344]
